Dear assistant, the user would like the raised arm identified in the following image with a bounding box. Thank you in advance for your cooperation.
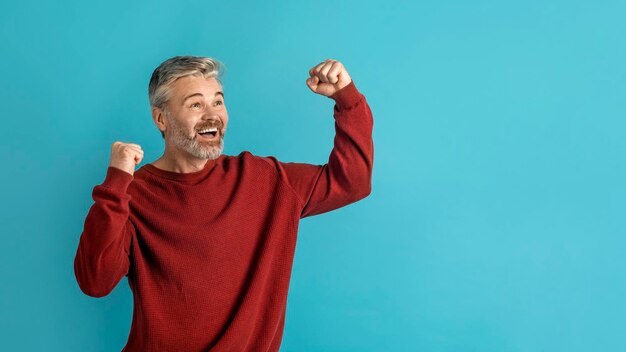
[262,59,374,218]
[74,142,143,297]
[74,166,135,297]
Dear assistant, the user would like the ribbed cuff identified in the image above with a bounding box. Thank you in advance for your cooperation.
[330,80,361,110]
[102,166,134,193]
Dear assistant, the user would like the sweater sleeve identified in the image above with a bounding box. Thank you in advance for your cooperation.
[74,166,135,298]
[262,80,374,218]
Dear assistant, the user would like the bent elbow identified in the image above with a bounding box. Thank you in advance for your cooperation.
[74,255,117,298]
[79,284,114,298]
[359,183,372,200]
[75,272,115,298]
[350,179,372,202]
[363,183,372,198]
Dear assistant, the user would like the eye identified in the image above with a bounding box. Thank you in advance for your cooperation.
[190,102,202,109]
[215,100,223,106]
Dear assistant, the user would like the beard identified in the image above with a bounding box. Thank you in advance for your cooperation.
[165,111,225,160]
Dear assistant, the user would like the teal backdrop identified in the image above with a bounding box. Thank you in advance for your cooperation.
[1,0,625,351]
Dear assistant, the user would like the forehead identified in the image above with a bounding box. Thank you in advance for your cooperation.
[169,76,222,99]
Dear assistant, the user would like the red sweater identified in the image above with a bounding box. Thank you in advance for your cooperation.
[74,80,373,351]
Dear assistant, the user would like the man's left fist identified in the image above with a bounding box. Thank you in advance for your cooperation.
[306,59,352,97]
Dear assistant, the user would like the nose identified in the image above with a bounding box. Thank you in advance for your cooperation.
[201,114,222,127]
[202,114,218,121]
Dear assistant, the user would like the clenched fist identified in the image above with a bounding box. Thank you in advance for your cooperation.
[110,141,144,176]
[306,59,352,97]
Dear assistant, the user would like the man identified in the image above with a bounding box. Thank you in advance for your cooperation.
[74,55,374,351]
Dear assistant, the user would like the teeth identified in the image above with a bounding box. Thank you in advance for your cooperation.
[198,127,218,133]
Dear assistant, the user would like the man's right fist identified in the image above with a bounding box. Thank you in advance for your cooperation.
[110,141,144,176]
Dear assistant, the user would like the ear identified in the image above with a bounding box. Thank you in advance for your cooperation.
[152,106,167,135]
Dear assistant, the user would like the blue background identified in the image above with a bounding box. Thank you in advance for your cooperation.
[1,0,625,350]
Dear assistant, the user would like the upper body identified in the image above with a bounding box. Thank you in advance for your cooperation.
[74,57,374,351]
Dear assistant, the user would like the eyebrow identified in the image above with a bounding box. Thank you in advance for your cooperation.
[182,91,225,105]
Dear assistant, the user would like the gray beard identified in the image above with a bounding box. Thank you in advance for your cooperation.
[173,133,224,160]
[166,113,225,160]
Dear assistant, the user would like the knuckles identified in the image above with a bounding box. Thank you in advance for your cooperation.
[309,60,345,80]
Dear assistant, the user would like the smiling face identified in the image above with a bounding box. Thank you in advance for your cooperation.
[156,75,229,160]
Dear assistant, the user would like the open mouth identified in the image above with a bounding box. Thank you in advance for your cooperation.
[198,127,219,139]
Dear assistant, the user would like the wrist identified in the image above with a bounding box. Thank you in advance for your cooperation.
[330,80,361,110]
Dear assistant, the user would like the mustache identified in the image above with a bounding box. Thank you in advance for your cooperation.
[196,122,222,130]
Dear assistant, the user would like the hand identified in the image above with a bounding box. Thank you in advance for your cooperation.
[109,141,144,175]
[306,59,352,97]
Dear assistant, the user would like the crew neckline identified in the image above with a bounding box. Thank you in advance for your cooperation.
[141,155,225,182]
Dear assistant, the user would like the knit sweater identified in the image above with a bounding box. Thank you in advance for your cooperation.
[74,80,373,351]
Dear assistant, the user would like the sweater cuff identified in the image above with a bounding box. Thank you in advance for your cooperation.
[330,80,361,110]
[102,166,134,193]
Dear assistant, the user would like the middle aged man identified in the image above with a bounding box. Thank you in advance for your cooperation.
[74,55,374,351]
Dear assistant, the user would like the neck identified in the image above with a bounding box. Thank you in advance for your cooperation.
[152,145,211,173]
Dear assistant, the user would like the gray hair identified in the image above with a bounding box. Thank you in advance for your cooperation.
[148,56,226,138]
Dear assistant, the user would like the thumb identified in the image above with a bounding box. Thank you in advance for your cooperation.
[306,76,319,93]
